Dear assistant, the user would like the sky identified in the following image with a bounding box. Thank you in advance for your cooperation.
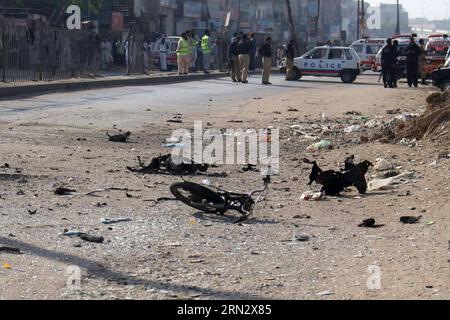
[365,0,450,20]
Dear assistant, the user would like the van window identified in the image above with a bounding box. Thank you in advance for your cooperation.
[366,45,383,55]
[170,42,178,51]
[328,49,343,60]
[352,44,363,53]
[345,49,353,60]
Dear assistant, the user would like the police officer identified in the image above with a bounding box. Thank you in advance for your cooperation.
[259,37,273,85]
[176,33,189,75]
[380,38,397,88]
[392,40,400,87]
[418,39,428,85]
[229,36,241,82]
[201,30,212,74]
[285,39,296,81]
[404,37,421,87]
[237,34,252,83]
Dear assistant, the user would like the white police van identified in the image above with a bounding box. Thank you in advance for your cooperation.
[350,38,387,70]
[292,46,361,83]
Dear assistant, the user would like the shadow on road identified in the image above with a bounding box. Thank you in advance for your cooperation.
[0,236,264,299]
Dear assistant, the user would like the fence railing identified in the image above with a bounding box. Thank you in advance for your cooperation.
[0,22,101,82]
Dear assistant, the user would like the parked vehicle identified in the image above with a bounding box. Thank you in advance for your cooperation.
[431,57,450,91]
[425,34,450,76]
[350,38,387,71]
[290,46,361,83]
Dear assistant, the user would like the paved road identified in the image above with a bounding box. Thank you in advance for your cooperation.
[0,74,384,128]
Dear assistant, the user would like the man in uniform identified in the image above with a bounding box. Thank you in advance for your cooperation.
[259,37,273,85]
[404,37,421,87]
[229,36,241,82]
[237,34,251,83]
[176,33,189,75]
[201,30,212,74]
[190,29,199,72]
[380,38,397,88]
[285,39,296,81]
[418,38,428,85]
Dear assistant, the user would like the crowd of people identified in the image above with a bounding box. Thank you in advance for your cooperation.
[176,30,275,85]
[380,36,428,88]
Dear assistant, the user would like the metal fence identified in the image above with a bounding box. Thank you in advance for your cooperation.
[0,22,101,82]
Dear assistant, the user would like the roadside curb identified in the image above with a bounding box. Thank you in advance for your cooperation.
[0,72,228,99]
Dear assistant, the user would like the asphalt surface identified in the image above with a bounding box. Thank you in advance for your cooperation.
[0,74,380,123]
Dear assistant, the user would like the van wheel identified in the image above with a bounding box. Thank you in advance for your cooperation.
[294,67,302,80]
[341,71,356,83]
[441,81,450,92]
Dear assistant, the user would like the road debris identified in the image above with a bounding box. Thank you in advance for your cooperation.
[317,290,334,296]
[300,191,324,201]
[374,159,394,171]
[63,229,104,243]
[128,155,209,175]
[101,217,133,224]
[0,246,22,254]
[293,234,310,242]
[358,219,375,228]
[54,187,77,196]
[306,140,332,151]
[303,156,372,196]
[107,131,131,143]
[368,171,414,191]
[400,216,422,224]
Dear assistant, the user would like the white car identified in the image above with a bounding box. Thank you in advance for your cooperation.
[291,46,361,83]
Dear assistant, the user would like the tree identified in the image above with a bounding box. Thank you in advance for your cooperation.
[285,0,300,55]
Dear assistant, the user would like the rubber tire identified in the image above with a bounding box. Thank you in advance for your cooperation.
[441,81,450,92]
[341,71,356,83]
[293,67,302,80]
[170,182,225,214]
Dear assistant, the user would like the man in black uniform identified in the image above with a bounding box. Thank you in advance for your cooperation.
[404,37,421,87]
[392,40,400,87]
[380,38,397,88]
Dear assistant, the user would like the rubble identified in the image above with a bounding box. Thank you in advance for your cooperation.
[303,156,372,196]
[368,171,414,191]
[107,131,131,143]
[373,159,394,171]
[127,155,209,175]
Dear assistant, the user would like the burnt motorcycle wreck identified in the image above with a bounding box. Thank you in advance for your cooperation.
[303,156,373,196]
[127,154,209,175]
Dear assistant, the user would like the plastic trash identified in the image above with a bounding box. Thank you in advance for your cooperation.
[300,191,324,201]
[368,171,413,191]
[63,230,84,237]
[101,217,132,224]
[306,140,331,151]
[374,159,394,171]
[343,125,361,133]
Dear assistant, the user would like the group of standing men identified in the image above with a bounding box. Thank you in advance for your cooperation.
[228,33,273,85]
[176,29,211,75]
[381,37,428,88]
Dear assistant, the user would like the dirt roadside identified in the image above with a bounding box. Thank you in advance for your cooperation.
[0,78,449,300]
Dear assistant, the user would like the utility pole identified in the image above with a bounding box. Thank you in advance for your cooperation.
[361,0,365,37]
[236,0,241,33]
[357,0,360,39]
[396,0,401,35]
